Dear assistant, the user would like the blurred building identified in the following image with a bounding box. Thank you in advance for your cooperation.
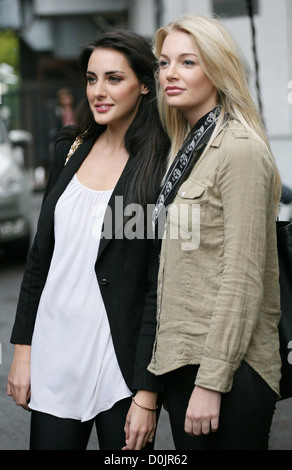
[0,0,291,193]
[0,0,161,172]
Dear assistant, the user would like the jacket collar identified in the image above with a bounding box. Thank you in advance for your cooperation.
[210,127,225,148]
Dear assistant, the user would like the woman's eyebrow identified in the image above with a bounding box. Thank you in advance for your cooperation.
[159,53,198,58]
[105,70,126,75]
[86,70,126,75]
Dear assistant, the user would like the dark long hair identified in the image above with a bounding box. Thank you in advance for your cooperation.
[62,29,170,208]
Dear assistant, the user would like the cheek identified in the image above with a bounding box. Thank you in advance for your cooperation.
[159,70,166,86]
[115,83,142,104]
[86,85,94,102]
[197,71,213,92]
[201,80,217,101]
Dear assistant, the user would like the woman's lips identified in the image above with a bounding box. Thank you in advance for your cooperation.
[165,86,184,95]
[95,103,114,112]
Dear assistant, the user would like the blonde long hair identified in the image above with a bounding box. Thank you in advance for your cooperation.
[153,15,281,202]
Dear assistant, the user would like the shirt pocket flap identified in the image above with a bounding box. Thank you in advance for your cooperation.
[178,180,206,199]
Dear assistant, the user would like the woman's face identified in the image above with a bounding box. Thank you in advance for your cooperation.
[86,48,149,129]
[159,30,218,126]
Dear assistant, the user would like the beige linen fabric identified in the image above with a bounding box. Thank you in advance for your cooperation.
[148,121,281,396]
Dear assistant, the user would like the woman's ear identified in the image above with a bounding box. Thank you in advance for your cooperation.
[141,84,150,95]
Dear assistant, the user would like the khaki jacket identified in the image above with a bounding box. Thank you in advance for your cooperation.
[148,121,281,396]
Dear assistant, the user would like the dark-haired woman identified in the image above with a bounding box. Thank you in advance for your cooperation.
[7,29,169,451]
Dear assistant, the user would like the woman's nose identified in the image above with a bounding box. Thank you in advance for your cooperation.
[166,62,179,80]
[93,81,107,97]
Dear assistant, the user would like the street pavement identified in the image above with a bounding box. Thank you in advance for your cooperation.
[0,192,292,450]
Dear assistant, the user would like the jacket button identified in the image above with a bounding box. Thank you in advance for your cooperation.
[100,278,109,286]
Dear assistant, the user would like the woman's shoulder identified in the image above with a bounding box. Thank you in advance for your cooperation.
[55,125,77,146]
[213,120,276,176]
[47,127,76,173]
[221,120,259,143]
[54,126,79,160]
[217,120,268,158]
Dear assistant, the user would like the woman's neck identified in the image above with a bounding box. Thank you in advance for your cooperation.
[100,125,127,155]
[185,101,219,128]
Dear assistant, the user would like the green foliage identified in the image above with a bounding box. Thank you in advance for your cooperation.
[0,29,19,71]
[0,30,20,129]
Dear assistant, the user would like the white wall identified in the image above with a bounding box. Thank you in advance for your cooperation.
[33,0,127,15]
[128,0,157,37]
[161,0,213,24]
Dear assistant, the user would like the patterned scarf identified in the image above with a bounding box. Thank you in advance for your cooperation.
[152,105,222,247]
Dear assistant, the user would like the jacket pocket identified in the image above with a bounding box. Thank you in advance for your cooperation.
[177,180,207,200]
[168,180,205,251]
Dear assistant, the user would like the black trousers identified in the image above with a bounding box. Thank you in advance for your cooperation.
[30,396,156,450]
[165,361,277,450]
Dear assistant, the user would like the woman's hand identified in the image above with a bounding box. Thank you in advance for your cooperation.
[7,344,31,411]
[184,386,221,436]
[122,391,158,450]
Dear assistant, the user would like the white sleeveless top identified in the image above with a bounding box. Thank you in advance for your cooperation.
[29,174,132,422]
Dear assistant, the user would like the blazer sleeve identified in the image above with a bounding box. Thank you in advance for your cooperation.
[132,239,164,393]
[10,135,73,345]
[195,133,277,392]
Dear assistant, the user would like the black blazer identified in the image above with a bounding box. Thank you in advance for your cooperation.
[11,133,163,393]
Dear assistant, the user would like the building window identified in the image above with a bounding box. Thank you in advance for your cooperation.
[212,0,259,17]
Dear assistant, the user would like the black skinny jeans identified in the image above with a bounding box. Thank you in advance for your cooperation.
[165,361,277,450]
[30,396,157,450]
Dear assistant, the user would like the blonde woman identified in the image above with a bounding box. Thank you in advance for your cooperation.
[148,15,282,450]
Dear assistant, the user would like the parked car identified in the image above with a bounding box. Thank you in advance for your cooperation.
[0,118,32,260]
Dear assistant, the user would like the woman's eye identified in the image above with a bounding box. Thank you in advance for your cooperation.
[183,60,195,66]
[109,76,122,83]
[159,60,168,68]
[86,76,96,84]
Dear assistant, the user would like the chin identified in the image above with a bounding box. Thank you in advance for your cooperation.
[165,96,185,107]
